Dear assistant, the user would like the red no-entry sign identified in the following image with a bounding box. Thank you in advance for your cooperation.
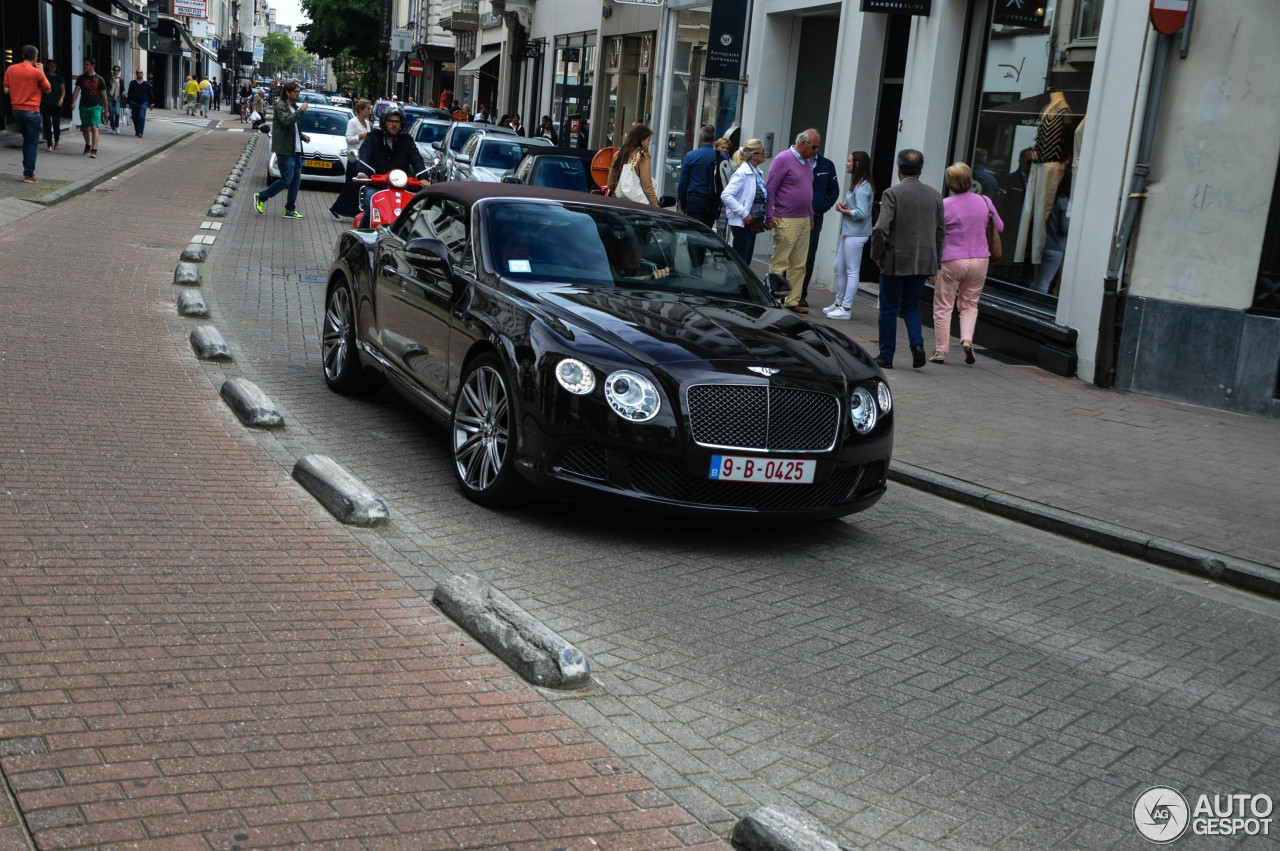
[1150,0,1190,34]
[407,59,424,77]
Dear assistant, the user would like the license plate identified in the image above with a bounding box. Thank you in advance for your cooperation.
[709,455,815,484]
[304,158,332,168]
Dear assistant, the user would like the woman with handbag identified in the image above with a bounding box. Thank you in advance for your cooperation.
[329,99,373,221]
[719,138,768,263]
[825,150,874,320]
[931,162,1003,364]
[607,125,658,206]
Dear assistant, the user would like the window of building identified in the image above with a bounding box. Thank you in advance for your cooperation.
[966,0,1102,303]
[1073,0,1104,42]
[661,7,740,196]
[552,32,596,148]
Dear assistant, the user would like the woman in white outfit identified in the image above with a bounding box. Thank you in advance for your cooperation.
[825,151,874,320]
[719,138,768,264]
[329,99,373,221]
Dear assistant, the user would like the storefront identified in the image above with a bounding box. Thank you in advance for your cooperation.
[598,1,661,150]
[550,30,595,147]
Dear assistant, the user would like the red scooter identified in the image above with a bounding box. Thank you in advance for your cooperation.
[353,167,428,228]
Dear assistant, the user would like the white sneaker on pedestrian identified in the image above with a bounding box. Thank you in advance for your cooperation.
[827,308,851,320]
[822,304,840,315]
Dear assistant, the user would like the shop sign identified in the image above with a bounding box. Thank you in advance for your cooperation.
[445,12,478,31]
[992,0,1046,28]
[172,0,207,18]
[860,0,931,14]
[704,0,749,80]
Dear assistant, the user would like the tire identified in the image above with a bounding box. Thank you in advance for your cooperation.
[322,280,378,395]
[450,353,523,506]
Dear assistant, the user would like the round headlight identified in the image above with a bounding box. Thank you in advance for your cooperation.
[604,370,661,422]
[850,386,878,435]
[387,168,408,188]
[555,358,595,395]
[876,380,892,414]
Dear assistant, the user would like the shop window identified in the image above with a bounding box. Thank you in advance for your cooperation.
[661,7,740,196]
[553,32,595,149]
[966,0,1102,303]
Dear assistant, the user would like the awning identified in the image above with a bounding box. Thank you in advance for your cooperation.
[172,20,219,62]
[109,0,149,25]
[458,47,500,74]
[59,0,130,29]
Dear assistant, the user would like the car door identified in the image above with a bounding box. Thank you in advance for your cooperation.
[453,133,480,181]
[378,196,471,400]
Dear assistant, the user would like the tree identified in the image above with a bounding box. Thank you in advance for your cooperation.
[261,32,296,75]
[299,0,384,97]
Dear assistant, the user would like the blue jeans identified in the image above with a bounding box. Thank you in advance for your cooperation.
[14,110,41,177]
[130,102,148,135]
[260,154,302,212]
[730,224,758,264]
[108,99,120,131]
[877,273,927,362]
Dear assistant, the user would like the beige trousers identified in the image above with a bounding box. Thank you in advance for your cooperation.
[769,217,811,307]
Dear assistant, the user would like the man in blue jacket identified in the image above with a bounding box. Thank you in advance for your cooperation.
[677,124,723,228]
[802,144,841,306]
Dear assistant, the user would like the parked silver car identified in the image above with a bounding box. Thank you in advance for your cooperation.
[429,122,518,183]
[450,133,553,183]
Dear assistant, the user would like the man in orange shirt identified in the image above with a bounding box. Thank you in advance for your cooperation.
[3,45,51,182]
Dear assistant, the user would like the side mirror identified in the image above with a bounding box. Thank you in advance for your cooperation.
[502,175,521,184]
[657,194,676,209]
[455,153,471,165]
[765,273,792,300]
[431,141,442,150]
[406,237,451,273]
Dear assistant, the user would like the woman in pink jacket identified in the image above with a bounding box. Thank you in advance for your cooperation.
[931,162,1002,364]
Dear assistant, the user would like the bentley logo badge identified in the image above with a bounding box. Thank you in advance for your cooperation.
[748,367,780,377]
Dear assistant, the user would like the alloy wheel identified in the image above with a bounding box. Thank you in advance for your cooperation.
[452,365,510,492]
[322,286,352,383]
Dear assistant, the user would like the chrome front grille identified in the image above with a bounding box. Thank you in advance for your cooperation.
[686,384,840,452]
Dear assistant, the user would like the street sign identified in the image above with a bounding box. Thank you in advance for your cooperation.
[407,59,424,77]
[390,28,412,52]
[1150,0,1189,34]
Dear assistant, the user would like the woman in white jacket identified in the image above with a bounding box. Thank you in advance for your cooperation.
[719,138,768,263]
[329,99,373,221]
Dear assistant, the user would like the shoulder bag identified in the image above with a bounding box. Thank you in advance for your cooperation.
[616,152,649,204]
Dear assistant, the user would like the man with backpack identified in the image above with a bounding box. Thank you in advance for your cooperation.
[677,124,728,229]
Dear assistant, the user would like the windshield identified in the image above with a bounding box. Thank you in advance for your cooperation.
[476,139,543,170]
[414,121,449,145]
[529,158,588,192]
[484,201,767,302]
[449,126,481,152]
[300,111,351,135]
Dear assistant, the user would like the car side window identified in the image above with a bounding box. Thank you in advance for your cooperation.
[461,133,481,159]
[401,198,471,269]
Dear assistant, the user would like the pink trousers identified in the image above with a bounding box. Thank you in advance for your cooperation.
[933,257,988,354]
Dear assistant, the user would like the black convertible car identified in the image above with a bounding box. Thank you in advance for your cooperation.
[321,182,893,518]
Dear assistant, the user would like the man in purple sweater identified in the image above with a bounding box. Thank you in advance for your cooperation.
[765,129,820,313]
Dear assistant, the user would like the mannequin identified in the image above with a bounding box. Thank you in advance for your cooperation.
[1014,91,1071,266]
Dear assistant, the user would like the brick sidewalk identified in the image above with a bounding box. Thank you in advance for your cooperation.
[0,131,721,848]
[782,272,1280,569]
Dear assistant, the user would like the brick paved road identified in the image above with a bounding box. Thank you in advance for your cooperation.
[0,133,721,850]
[193,156,1280,847]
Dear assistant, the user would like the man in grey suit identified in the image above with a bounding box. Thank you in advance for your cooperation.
[869,149,945,369]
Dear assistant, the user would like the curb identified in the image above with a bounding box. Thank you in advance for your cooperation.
[34,129,196,208]
[889,462,1280,598]
[292,454,390,527]
[433,574,591,690]
[731,805,851,851]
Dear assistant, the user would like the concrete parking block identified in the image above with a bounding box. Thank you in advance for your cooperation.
[189,324,230,360]
[181,243,209,262]
[173,261,201,285]
[218,377,284,428]
[731,805,848,851]
[176,288,208,317]
[292,454,390,526]
[433,574,591,689]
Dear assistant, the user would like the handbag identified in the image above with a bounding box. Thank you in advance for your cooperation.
[984,197,1002,262]
[616,153,648,203]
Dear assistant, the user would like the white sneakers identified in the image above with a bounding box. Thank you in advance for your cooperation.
[822,304,852,319]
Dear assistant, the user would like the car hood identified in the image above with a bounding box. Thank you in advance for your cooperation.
[302,134,346,157]
[528,286,878,380]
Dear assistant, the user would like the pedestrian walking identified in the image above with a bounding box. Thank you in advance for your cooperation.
[126,69,154,137]
[183,76,199,115]
[329,98,373,221]
[869,149,946,369]
[439,89,452,111]
[802,139,841,304]
[676,124,724,230]
[606,125,659,206]
[211,77,221,111]
[824,151,874,320]
[39,59,65,152]
[70,57,107,158]
[765,129,821,313]
[512,114,525,136]
[198,76,212,117]
[720,138,768,264]
[3,45,51,182]
[931,162,1003,364]
[105,65,125,134]
[713,137,733,240]
[538,115,558,144]
[254,82,311,219]
[250,89,266,128]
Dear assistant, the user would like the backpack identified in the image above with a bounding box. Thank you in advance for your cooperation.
[712,155,733,199]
